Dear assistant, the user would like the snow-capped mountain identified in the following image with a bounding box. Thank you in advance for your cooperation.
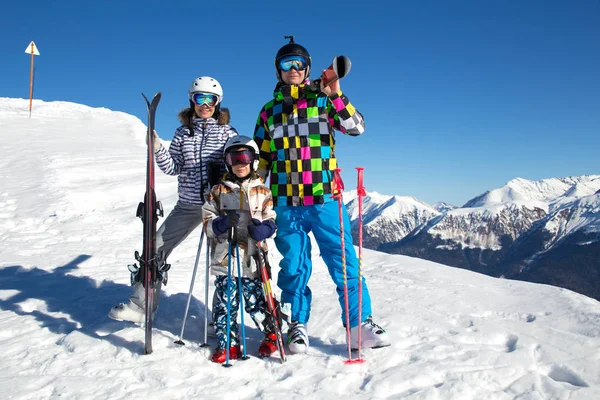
[344,191,440,249]
[464,176,600,208]
[381,175,600,300]
[433,201,457,213]
[500,193,600,297]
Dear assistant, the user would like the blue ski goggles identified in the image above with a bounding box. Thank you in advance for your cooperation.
[278,55,308,72]
[191,92,219,106]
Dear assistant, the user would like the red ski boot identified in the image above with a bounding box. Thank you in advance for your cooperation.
[258,333,278,357]
[211,345,241,364]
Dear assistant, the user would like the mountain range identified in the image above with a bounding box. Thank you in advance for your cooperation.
[346,175,600,300]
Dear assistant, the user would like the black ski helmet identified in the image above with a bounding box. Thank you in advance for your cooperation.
[274,36,311,82]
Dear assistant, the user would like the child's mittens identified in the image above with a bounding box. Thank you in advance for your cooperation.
[247,218,277,241]
[212,215,230,235]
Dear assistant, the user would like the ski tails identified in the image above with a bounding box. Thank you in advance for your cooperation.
[255,243,286,363]
[320,55,352,87]
[140,92,162,355]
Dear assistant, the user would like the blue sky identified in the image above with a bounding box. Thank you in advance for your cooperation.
[2,0,599,206]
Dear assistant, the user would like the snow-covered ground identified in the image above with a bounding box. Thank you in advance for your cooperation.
[1,98,599,399]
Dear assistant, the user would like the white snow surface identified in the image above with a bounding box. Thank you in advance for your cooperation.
[1,98,600,399]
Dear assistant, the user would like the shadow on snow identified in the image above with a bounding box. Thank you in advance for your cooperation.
[0,255,217,354]
[0,254,344,358]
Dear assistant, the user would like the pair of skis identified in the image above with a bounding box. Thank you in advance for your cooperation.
[331,167,368,364]
[136,92,162,355]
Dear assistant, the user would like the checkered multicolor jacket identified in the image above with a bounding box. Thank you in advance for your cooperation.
[253,83,365,206]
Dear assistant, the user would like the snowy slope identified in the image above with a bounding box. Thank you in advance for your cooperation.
[1,98,600,399]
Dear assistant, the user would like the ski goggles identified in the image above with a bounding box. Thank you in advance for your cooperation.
[225,149,255,167]
[191,92,219,106]
[278,55,308,72]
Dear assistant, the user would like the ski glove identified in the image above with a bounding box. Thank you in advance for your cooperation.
[212,212,240,236]
[247,218,277,241]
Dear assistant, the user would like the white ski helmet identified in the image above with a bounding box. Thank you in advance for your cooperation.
[223,136,260,173]
[188,76,223,105]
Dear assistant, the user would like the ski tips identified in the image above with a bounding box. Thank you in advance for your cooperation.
[142,92,162,107]
[334,55,351,77]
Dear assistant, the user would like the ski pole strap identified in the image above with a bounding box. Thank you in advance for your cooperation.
[356,167,366,196]
[330,168,344,200]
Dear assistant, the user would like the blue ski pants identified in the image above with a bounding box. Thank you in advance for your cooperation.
[274,201,372,328]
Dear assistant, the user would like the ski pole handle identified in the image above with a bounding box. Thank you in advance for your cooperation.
[356,167,366,196]
[330,168,345,200]
[225,210,239,244]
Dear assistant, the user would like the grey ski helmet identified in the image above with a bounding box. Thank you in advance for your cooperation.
[223,136,260,173]
[274,36,311,82]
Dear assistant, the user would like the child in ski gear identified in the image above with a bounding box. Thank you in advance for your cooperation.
[202,136,279,363]
[109,76,237,323]
[252,37,390,353]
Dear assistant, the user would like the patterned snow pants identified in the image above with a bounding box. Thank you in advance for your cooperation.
[213,275,273,349]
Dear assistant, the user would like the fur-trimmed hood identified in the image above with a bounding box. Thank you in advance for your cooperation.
[177,107,230,126]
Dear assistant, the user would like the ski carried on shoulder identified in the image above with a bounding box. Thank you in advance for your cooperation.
[139,92,163,355]
[254,243,286,363]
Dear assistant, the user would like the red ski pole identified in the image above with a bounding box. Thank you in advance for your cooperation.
[330,168,352,361]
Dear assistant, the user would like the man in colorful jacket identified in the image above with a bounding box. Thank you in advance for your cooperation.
[253,37,391,354]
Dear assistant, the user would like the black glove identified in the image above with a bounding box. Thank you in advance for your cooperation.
[247,218,277,241]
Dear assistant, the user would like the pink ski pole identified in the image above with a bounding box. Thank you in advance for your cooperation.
[330,168,352,361]
[355,167,366,363]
